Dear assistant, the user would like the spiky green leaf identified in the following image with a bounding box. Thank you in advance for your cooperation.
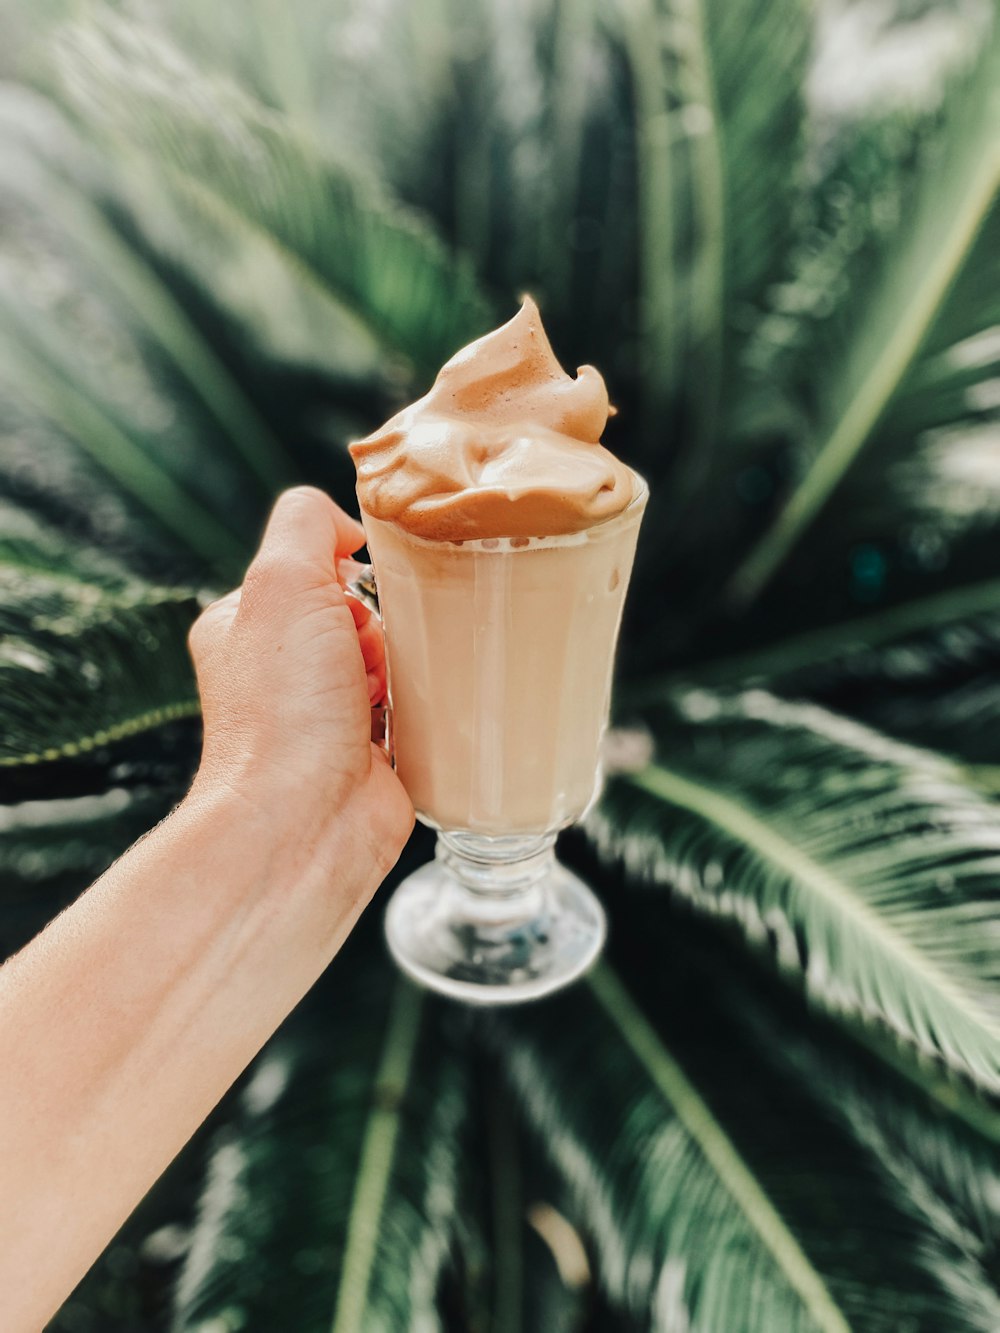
[487,948,1000,1333]
[0,564,200,769]
[592,690,1000,1095]
[52,11,494,384]
[172,972,470,1333]
[729,6,1000,605]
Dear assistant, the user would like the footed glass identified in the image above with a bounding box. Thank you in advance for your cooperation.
[352,478,646,1006]
[384,832,606,1005]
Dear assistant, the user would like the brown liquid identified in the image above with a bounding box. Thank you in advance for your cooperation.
[363,479,646,834]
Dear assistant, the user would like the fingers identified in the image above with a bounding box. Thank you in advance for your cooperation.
[336,556,386,701]
[258,487,366,574]
[238,488,368,626]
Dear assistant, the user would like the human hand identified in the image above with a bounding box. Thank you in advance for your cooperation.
[186,486,414,881]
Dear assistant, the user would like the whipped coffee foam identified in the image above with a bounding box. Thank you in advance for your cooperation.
[349,297,636,541]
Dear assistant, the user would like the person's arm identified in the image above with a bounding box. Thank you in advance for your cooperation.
[0,488,414,1332]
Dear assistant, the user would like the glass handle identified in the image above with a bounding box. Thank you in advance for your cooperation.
[345,563,379,617]
[343,564,389,752]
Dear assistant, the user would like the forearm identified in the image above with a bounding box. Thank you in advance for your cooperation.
[0,782,368,1331]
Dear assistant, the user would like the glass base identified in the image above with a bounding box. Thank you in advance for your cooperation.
[384,831,606,1005]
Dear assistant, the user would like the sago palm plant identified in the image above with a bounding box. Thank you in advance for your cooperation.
[3,0,1000,1328]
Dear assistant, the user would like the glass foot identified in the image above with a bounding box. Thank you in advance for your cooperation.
[384,831,606,1005]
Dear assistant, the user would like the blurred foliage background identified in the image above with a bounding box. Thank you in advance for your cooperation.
[3,0,1000,1329]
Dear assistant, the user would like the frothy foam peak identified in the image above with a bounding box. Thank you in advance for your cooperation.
[350,297,635,540]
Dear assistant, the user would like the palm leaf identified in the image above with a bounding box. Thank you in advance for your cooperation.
[0,501,136,590]
[172,970,470,1332]
[0,86,301,501]
[727,7,1000,606]
[591,689,1000,1096]
[52,10,494,385]
[855,676,1000,777]
[730,981,1000,1308]
[472,1073,594,1333]
[0,205,254,577]
[617,0,809,463]
[497,966,853,1333]
[609,894,1000,1321]
[629,586,1000,700]
[487,953,995,1332]
[0,565,200,769]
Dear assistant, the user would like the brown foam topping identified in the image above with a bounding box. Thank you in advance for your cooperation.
[349,297,635,540]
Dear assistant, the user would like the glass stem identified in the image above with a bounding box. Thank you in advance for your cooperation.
[436,832,557,915]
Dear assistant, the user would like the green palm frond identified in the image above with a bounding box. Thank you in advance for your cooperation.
[634,588,1000,701]
[727,6,1000,606]
[0,501,135,589]
[488,954,995,1333]
[0,785,175,893]
[52,11,495,386]
[471,1077,595,1333]
[617,0,809,462]
[613,895,1000,1312]
[0,87,299,501]
[0,565,200,769]
[172,972,470,1332]
[729,975,1000,1274]
[856,676,1000,776]
[0,196,259,577]
[593,690,1000,1095]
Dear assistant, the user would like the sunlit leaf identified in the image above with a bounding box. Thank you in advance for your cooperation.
[592,689,1000,1095]
[728,6,1000,605]
[52,11,494,384]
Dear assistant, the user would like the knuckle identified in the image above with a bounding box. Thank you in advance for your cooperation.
[274,485,331,521]
[244,551,309,595]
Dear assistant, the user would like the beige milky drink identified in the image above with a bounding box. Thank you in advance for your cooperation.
[362,497,644,832]
[351,297,645,837]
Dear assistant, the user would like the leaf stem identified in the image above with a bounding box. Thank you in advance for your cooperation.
[0,698,201,766]
[588,961,851,1333]
[622,762,1000,1088]
[487,1077,523,1333]
[728,149,1000,609]
[329,980,424,1333]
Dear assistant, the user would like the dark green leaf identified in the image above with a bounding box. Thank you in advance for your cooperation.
[172,972,471,1333]
[592,690,1000,1096]
[487,950,999,1333]
[728,7,1000,605]
[0,566,201,769]
[52,11,495,384]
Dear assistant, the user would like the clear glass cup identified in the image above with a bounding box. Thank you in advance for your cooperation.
[351,476,647,1005]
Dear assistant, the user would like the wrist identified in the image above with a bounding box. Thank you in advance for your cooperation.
[176,769,383,945]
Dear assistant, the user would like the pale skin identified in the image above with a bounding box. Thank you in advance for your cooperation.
[0,488,415,1332]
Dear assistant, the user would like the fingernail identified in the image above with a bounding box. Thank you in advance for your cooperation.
[367,670,382,703]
